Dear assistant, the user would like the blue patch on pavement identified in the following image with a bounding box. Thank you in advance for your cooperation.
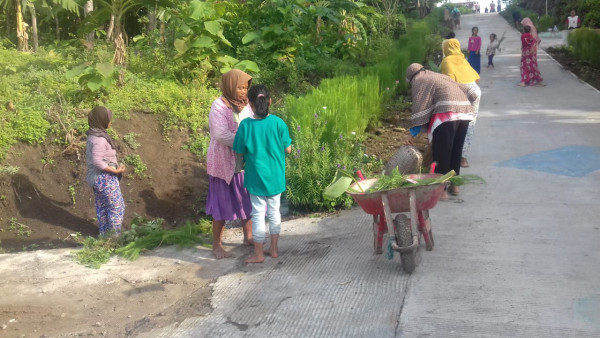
[496,146,600,177]
[574,295,600,326]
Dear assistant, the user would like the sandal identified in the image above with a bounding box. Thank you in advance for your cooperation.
[517,83,526,87]
[535,82,546,87]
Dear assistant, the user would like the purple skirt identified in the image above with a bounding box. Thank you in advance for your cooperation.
[206,173,252,221]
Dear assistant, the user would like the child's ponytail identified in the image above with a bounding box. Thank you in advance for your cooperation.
[247,84,270,119]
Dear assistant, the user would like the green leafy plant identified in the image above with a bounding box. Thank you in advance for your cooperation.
[123,154,148,178]
[73,235,118,269]
[66,62,115,92]
[68,181,78,206]
[123,132,141,150]
[8,218,31,237]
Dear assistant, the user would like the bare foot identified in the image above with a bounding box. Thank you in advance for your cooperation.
[263,248,279,258]
[212,244,231,259]
[517,82,526,87]
[245,254,265,263]
[243,238,254,246]
[461,157,470,168]
[449,185,460,196]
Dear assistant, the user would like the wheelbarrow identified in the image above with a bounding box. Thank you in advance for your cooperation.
[346,174,448,273]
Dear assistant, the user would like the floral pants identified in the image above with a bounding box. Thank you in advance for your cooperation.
[93,172,125,236]
[462,82,482,158]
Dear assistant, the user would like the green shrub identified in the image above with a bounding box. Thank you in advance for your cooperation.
[569,28,600,65]
[538,16,555,32]
[11,109,51,144]
[284,117,383,211]
[583,10,600,28]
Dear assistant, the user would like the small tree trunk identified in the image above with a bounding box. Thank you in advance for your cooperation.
[148,9,157,32]
[83,0,94,48]
[16,2,28,51]
[159,21,166,44]
[30,7,39,52]
[106,14,115,41]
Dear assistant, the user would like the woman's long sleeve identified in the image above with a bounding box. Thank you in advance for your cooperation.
[209,104,235,147]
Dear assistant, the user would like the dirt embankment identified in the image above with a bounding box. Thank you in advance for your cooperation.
[0,112,208,253]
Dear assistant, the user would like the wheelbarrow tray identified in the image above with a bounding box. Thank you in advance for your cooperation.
[347,174,447,215]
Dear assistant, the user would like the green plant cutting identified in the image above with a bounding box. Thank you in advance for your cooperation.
[324,168,485,199]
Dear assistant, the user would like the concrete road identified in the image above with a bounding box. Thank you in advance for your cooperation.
[145,13,600,337]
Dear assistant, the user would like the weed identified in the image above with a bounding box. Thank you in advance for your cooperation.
[41,156,55,166]
[0,166,19,176]
[22,244,40,251]
[123,132,141,150]
[73,236,119,269]
[8,218,32,237]
[123,154,148,178]
[68,181,78,206]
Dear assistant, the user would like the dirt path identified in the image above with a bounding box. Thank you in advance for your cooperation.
[0,229,250,337]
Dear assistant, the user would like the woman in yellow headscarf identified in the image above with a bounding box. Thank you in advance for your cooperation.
[441,39,481,169]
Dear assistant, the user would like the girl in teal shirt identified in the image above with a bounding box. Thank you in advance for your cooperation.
[233,85,292,263]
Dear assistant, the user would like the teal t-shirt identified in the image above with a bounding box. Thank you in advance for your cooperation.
[233,114,292,196]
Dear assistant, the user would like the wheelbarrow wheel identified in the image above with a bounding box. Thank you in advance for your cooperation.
[393,214,416,273]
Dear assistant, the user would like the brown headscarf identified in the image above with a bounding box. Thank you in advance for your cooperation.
[86,106,117,150]
[406,63,477,128]
[220,69,252,113]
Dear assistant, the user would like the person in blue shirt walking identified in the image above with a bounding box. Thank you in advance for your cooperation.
[233,84,292,263]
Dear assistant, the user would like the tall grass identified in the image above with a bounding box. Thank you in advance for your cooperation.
[284,75,382,145]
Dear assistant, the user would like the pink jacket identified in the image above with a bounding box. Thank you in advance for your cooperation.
[468,36,481,52]
[206,98,238,183]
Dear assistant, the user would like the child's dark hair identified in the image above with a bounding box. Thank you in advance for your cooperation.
[523,25,531,33]
[472,26,478,34]
[446,32,456,39]
[247,84,270,119]
[490,33,497,40]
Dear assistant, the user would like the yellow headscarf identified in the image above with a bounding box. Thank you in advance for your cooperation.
[440,39,480,84]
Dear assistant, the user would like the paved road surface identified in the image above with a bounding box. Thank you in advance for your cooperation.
[145,12,600,337]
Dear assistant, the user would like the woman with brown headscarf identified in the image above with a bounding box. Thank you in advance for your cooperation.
[205,69,254,259]
[85,106,126,236]
[404,64,478,198]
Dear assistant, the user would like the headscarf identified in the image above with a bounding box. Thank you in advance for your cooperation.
[86,106,117,150]
[220,69,252,113]
[521,17,540,44]
[440,39,480,84]
[406,63,476,128]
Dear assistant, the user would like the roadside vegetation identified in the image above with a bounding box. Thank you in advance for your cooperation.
[0,0,449,263]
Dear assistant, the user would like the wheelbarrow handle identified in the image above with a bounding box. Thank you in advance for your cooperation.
[356,170,365,181]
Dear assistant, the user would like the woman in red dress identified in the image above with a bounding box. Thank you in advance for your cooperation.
[519,18,545,87]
